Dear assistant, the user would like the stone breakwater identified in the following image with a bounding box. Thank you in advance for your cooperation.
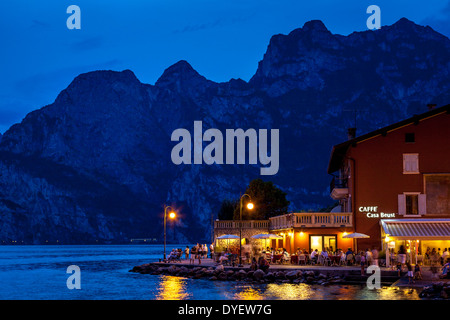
[419,282,450,299]
[130,263,373,286]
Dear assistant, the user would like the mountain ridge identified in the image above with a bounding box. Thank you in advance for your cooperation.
[1,18,450,244]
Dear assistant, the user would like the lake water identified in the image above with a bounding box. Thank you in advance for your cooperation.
[0,244,422,300]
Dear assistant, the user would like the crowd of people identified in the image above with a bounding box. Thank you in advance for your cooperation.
[387,245,450,283]
[167,243,214,264]
[166,243,450,283]
[290,247,380,268]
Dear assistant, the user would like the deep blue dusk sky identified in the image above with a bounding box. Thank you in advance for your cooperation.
[1,0,449,133]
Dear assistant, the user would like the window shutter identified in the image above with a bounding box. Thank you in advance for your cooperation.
[398,194,406,215]
[418,194,427,215]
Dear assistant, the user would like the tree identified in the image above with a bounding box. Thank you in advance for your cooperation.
[218,199,238,220]
[233,179,290,220]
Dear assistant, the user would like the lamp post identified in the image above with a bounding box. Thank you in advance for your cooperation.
[163,205,176,262]
[239,193,254,267]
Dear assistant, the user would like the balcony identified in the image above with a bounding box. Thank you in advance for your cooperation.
[330,176,349,200]
[269,212,353,230]
[214,220,270,230]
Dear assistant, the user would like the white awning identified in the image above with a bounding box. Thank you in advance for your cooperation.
[381,219,450,240]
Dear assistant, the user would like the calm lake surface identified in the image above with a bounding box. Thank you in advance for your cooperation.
[0,245,421,300]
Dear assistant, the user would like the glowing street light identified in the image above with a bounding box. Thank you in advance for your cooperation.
[163,205,177,262]
[239,193,254,267]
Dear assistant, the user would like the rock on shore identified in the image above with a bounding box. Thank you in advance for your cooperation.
[129,263,346,286]
[418,281,450,299]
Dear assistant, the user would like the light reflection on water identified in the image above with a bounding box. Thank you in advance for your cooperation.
[155,276,191,300]
[150,276,422,301]
[0,245,423,300]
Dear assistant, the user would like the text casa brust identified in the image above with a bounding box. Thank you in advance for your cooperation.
[358,207,395,219]
[214,104,450,262]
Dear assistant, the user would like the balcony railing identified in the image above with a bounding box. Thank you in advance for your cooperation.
[214,220,270,230]
[269,212,353,230]
[330,176,349,200]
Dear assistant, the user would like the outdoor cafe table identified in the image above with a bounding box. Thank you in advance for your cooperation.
[272,254,282,263]
[328,255,341,264]
[291,255,298,264]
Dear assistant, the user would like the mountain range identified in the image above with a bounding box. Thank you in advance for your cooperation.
[1,18,450,244]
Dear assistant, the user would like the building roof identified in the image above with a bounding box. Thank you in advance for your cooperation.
[380,219,450,240]
[327,104,450,174]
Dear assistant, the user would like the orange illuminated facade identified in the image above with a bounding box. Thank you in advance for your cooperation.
[268,212,354,253]
[328,104,450,261]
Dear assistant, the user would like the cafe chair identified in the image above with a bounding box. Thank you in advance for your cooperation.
[346,254,354,266]
[298,254,307,265]
[318,256,324,266]
[416,255,423,264]
[265,253,272,265]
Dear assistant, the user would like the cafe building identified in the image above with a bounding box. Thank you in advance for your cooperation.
[267,212,354,254]
[327,103,450,265]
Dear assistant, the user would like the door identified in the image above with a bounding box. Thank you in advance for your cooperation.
[310,236,323,252]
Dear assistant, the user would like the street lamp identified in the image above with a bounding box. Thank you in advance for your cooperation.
[239,193,254,267]
[163,205,176,262]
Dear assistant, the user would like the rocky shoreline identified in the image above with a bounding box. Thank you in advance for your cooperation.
[130,263,374,286]
[418,282,450,299]
[130,263,450,299]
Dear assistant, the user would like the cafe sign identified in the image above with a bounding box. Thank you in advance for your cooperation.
[358,206,396,218]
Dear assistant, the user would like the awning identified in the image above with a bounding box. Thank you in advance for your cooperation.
[381,219,450,240]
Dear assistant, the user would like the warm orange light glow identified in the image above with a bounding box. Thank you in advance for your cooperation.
[299,232,304,236]
[343,232,348,237]
[156,276,189,300]
[169,212,176,219]
[247,202,254,210]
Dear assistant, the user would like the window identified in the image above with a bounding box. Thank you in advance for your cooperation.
[405,133,415,143]
[424,174,450,216]
[309,235,337,252]
[398,193,426,216]
[403,153,419,174]
[405,194,418,215]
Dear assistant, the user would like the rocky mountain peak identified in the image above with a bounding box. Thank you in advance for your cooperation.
[300,19,330,34]
[155,60,212,91]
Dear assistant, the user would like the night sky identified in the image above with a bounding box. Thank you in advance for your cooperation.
[1,0,449,133]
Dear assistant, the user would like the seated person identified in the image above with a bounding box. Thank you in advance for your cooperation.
[310,249,318,264]
[167,249,178,262]
[218,251,230,264]
[440,259,450,279]
[414,263,423,280]
[396,262,402,276]
[282,248,290,263]
[250,257,258,271]
[345,248,353,257]
[258,256,270,272]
